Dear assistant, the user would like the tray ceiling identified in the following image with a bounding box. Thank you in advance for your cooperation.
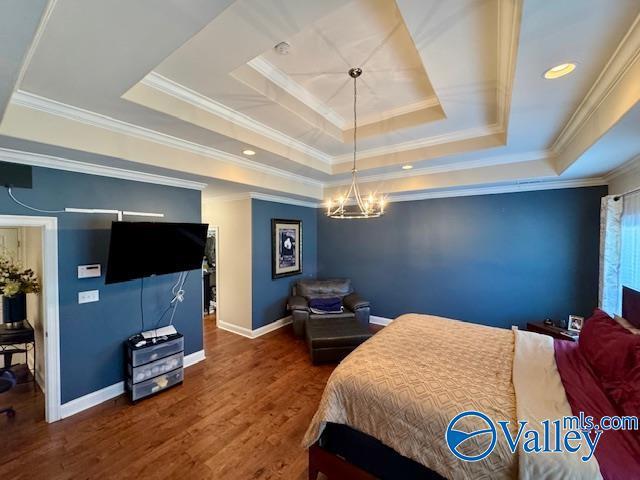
[0,0,638,202]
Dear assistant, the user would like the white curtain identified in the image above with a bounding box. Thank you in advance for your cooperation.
[620,192,640,293]
[599,195,623,315]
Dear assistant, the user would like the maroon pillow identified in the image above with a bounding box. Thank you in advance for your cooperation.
[623,287,640,328]
[579,309,640,416]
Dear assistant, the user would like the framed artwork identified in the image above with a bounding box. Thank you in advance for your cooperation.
[271,219,302,279]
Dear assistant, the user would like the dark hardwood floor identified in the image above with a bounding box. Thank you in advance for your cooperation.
[0,316,361,479]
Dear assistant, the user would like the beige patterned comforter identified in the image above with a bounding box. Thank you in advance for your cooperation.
[303,314,518,480]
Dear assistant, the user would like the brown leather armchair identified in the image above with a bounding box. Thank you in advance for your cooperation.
[287,279,370,337]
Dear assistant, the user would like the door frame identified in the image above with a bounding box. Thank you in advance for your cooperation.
[0,215,61,422]
[206,226,220,323]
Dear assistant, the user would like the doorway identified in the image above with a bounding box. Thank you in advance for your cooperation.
[203,227,219,322]
[0,215,60,423]
[0,227,20,257]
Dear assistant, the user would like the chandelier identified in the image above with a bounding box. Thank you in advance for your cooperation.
[326,67,386,219]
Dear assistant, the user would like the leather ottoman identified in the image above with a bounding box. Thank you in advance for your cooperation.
[305,317,372,364]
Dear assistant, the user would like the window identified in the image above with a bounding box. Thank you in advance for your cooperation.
[620,192,640,292]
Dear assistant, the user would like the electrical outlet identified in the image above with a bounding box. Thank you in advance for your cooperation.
[78,290,99,304]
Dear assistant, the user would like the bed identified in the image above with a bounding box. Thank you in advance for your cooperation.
[303,311,640,480]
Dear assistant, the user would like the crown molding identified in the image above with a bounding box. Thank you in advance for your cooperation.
[205,191,320,208]
[143,75,496,168]
[10,90,323,188]
[332,123,503,164]
[496,0,522,130]
[13,0,59,94]
[605,153,640,183]
[207,177,607,207]
[325,0,520,166]
[142,72,333,165]
[250,192,319,208]
[5,89,615,199]
[385,177,608,203]
[356,97,441,128]
[0,147,208,190]
[326,149,551,187]
[247,57,440,133]
[551,14,640,154]
[247,57,347,129]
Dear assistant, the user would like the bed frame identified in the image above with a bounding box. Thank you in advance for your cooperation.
[308,444,375,480]
[309,423,444,480]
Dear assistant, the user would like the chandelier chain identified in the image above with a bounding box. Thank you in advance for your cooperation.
[353,73,357,173]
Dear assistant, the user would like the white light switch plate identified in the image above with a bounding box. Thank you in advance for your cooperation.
[78,290,99,304]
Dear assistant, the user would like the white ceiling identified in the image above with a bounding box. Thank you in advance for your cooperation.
[0,0,48,122]
[0,0,638,202]
[564,103,640,179]
[259,0,437,126]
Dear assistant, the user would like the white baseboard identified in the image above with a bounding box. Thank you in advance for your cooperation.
[251,316,292,338]
[60,381,125,419]
[183,349,206,367]
[217,315,292,339]
[59,348,206,420]
[216,320,254,338]
[370,315,394,326]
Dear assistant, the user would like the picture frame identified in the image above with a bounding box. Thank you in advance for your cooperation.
[271,219,302,279]
[568,315,584,332]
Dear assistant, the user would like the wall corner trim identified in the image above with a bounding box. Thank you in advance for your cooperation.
[59,349,206,419]
[370,316,394,326]
[217,315,292,339]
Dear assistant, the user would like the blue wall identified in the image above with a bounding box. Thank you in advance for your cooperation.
[251,199,317,329]
[318,187,606,329]
[0,164,202,403]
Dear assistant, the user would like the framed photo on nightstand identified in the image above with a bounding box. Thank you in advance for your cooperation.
[568,315,584,332]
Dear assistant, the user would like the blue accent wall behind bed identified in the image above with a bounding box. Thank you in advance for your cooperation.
[0,150,202,403]
[317,186,607,329]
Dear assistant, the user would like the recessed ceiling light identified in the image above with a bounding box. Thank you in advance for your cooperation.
[274,42,290,55]
[242,149,256,156]
[543,63,576,79]
[402,165,413,170]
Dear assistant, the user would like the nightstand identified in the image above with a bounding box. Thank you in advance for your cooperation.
[526,322,579,342]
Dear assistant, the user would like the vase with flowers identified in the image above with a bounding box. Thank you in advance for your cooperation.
[0,255,40,326]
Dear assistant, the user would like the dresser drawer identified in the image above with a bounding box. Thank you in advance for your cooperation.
[128,336,183,367]
[128,368,183,401]
[128,351,183,384]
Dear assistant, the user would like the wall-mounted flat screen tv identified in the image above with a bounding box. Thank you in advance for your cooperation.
[105,222,208,284]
